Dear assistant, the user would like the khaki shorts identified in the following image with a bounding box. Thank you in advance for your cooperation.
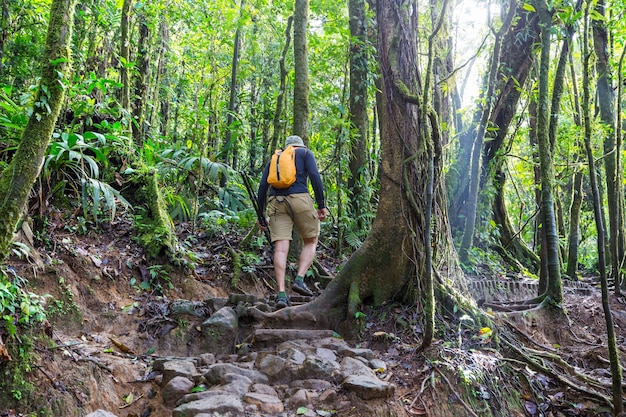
[267,193,320,242]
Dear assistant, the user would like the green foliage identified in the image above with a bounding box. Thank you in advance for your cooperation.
[0,269,49,407]
[129,264,172,294]
[43,131,131,224]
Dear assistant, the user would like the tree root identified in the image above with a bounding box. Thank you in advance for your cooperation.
[499,328,615,408]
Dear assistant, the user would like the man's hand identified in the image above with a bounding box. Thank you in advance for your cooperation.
[257,219,268,230]
[318,208,328,221]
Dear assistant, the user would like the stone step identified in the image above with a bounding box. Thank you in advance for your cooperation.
[254,328,335,343]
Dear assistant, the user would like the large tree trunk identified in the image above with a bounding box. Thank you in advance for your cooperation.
[293,0,309,142]
[265,0,462,333]
[0,0,77,261]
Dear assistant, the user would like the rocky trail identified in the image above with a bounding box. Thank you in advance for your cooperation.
[2,217,625,417]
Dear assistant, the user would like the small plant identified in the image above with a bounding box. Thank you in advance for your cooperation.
[129,265,172,294]
[0,269,48,407]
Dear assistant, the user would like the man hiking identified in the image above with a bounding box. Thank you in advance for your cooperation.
[257,135,328,309]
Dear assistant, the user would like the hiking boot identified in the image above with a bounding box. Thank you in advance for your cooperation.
[275,293,291,309]
[292,280,314,296]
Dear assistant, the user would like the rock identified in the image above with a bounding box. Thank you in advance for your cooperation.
[200,307,239,354]
[297,355,342,383]
[243,392,285,413]
[216,373,252,395]
[204,362,269,385]
[342,375,395,399]
[162,360,198,386]
[250,383,278,396]
[369,358,387,372]
[162,376,195,407]
[85,411,118,417]
[340,356,376,379]
[172,394,244,417]
[290,379,334,391]
[315,347,337,362]
[278,346,306,364]
[338,346,376,360]
[286,388,309,408]
[199,353,216,366]
[256,353,293,382]
[319,388,339,403]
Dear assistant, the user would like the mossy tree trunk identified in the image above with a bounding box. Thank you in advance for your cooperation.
[293,0,309,142]
[534,0,562,304]
[120,0,132,113]
[347,0,369,227]
[592,0,625,292]
[270,16,293,158]
[269,0,464,334]
[121,168,179,261]
[0,0,77,263]
[581,5,623,412]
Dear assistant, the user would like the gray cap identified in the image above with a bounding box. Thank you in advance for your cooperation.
[285,135,305,147]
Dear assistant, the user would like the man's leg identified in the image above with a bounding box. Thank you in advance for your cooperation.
[273,239,290,292]
[291,236,317,296]
[297,236,318,277]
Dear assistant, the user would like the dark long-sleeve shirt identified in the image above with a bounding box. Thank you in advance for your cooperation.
[257,147,325,214]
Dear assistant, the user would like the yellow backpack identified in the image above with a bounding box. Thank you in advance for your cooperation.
[267,145,298,189]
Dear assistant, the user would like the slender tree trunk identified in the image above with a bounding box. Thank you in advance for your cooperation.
[616,39,626,293]
[592,0,624,292]
[0,0,77,261]
[347,0,368,225]
[566,171,583,278]
[293,0,309,142]
[132,11,150,145]
[223,0,244,168]
[271,16,293,156]
[153,18,170,139]
[534,0,562,304]
[459,0,516,263]
[0,0,8,79]
[565,47,584,280]
[582,6,623,411]
[120,0,132,113]
[530,95,550,289]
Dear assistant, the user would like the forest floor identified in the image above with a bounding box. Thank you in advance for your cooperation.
[1,210,625,417]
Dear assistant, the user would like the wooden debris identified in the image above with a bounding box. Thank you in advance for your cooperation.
[109,336,135,354]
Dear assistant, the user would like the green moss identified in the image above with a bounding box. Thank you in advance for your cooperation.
[122,167,179,260]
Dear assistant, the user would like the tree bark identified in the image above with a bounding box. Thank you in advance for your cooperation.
[534,0,562,304]
[592,0,624,292]
[347,0,369,225]
[132,10,150,145]
[565,46,584,280]
[270,16,293,157]
[120,0,132,113]
[459,0,516,263]
[581,5,623,411]
[223,0,244,168]
[293,0,310,142]
[263,0,462,335]
[0,0,77,261]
